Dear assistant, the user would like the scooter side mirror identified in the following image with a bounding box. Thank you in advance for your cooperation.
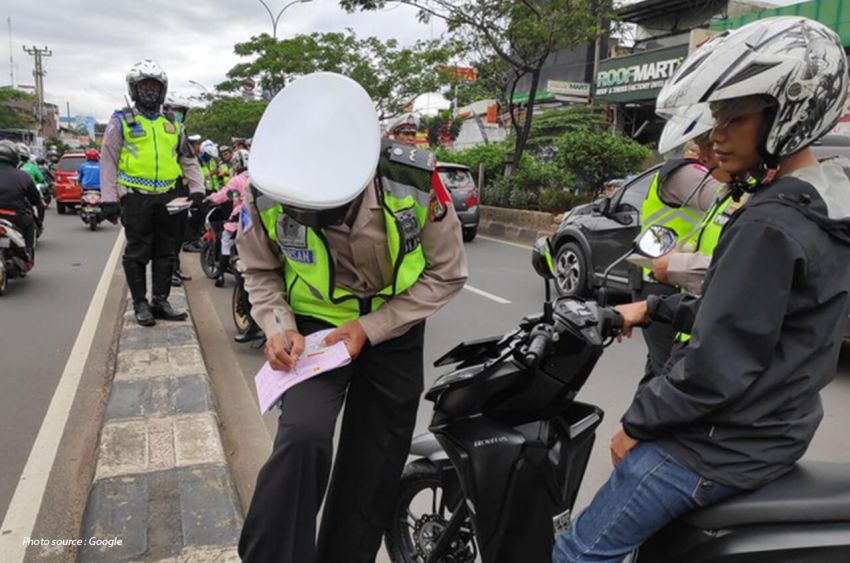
[635,225,677,258]
[531,237,555,280]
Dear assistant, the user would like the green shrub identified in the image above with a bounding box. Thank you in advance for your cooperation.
[556,128,651,195]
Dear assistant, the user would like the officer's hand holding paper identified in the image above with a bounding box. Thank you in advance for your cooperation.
[254,329,352,415]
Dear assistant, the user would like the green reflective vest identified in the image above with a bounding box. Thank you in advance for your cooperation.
[255,145,432,327]
[116,111,182,192]
[219,163,231,187]
[639,159,706,276]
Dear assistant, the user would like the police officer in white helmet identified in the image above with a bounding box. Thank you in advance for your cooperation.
[236,73,467,562]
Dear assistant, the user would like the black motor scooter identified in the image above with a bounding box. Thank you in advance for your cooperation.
[385,228,850,563]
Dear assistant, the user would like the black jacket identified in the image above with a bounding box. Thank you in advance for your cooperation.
[0,162,43,221]
[622,161,850,490]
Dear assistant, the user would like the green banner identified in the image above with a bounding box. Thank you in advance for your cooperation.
[711,0,850,47]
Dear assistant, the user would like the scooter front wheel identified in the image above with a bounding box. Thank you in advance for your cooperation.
[384,459,477,563]
[200,241,219,279]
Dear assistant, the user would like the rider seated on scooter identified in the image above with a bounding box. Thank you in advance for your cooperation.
[0,140,44,262]
[205,171,247,287]
[554,17,850,563]
[77,149,101,191]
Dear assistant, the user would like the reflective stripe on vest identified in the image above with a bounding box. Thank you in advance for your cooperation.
[256,180,429,327]
[117,114,182,192]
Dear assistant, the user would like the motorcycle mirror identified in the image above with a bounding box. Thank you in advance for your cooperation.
[635,225,677,258]
[531,237,555,280]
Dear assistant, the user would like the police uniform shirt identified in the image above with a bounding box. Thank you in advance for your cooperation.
[236,181,469,345]
[99,113,205,203]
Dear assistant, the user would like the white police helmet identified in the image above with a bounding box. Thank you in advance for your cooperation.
[250,72,380,210]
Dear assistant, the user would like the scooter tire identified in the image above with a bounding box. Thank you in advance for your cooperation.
[200,242,219,279]
[0,261,7,296]
[232,280,252,333]
[384,459,476,563]
[89,217,98,231]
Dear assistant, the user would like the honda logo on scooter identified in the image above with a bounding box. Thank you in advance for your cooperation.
[473,436,509,448]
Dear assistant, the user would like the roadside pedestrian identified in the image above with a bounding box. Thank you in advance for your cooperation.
[100,59,204,327]
[236,72,467,562]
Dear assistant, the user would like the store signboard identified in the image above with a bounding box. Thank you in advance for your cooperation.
[547,80,590,99]
[596,44,689,103]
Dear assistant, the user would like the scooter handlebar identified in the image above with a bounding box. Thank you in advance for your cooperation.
[523,328,552,367]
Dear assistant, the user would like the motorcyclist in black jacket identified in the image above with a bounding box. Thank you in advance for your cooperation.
[554,17,850,563]
[0,140,44,259]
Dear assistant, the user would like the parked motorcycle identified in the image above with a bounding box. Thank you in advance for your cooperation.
[0,217,33,295]
[78,190,103,231]
[385,228,850,563]
[199,201,233,280]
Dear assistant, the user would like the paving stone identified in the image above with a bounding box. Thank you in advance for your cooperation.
[115,346,205,381]
[78,476,151,562]
[79,468,241,563]
[120,325,197,351]
[105,376,213,421]
[177,466,242,548]
[174,413,226,467]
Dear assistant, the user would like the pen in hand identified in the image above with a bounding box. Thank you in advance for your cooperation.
[273,310,292,354]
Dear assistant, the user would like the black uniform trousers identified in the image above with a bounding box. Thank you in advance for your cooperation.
[120,190,181,303]
[239,317,425,563]
[632,281,679,390]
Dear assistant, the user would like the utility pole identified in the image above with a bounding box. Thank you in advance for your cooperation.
[22,44,51,137]
[7,17,13,87]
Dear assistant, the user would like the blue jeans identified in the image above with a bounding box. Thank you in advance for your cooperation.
[553,442,740,563]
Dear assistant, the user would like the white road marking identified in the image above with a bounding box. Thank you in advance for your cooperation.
[463,284,512,304]
[0,230,125,558]
[477,235,533,250]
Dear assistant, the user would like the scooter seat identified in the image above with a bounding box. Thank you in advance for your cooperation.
[683,461,850,529]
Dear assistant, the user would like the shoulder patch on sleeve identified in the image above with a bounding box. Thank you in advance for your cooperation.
[386,141,435,172]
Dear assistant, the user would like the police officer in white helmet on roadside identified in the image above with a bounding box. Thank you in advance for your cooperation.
[236,72,468,562]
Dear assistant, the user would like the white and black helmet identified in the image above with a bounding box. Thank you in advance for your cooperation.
[657,16,848,166]
[126,59,168,107]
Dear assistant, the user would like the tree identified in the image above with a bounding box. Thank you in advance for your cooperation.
[184,97,269,145]
[219,30,458,120]
[0,89,36,129]
[340,0,616,171]
[422,110,461,147]
[556,128,650,196]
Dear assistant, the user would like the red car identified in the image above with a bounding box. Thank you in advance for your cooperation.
[54,152,86,214]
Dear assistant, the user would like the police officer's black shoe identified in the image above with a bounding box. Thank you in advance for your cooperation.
[134,300,156,327]
[234,326,264,343]
[214,273,225,288]
[182,240,203,253]
[171,273,183,287]
[150,296,188,321]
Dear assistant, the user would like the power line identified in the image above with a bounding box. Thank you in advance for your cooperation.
[22,44,52,138]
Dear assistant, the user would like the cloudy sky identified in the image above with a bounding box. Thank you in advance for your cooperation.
[4,0,809,122]
[4,0,447,121]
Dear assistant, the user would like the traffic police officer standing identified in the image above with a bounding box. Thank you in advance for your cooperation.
[101,59,204,326]
[236,73,467,562]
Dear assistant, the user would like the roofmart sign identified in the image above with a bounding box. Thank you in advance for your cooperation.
[596,44,689,103]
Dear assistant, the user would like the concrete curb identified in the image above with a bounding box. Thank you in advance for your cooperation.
[478,205,558,245]
[78,287,241,562]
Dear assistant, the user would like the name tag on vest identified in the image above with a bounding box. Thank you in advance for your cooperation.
[129,126,146,138]
[284,248,314,264]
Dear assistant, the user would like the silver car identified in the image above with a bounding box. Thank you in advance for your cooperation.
[437,163,480,242]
